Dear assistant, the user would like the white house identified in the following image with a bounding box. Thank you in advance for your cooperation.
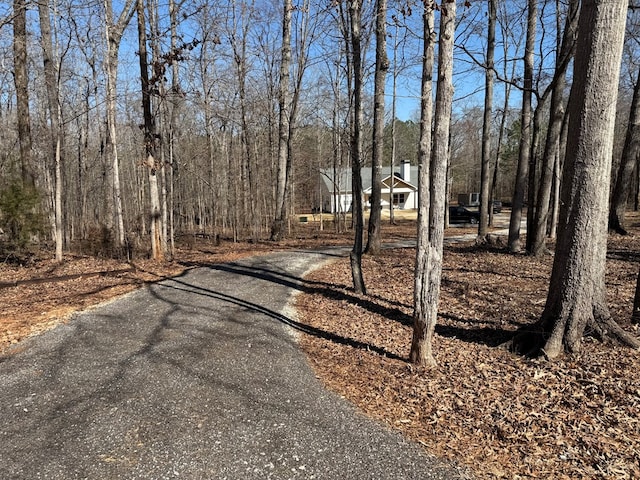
[319,161,418,213]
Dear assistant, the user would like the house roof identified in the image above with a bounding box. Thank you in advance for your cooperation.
[364,175,415,194]
[320,165,418,193]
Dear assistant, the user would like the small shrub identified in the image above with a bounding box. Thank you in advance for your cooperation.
[0,182,45,250]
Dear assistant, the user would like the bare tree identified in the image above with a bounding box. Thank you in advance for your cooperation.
[349,0,366,294]
[410,2,435,366]
[489,7,520,227]
[37,0,64,262]
[229,0,258,240]
[365,0,388,254]
[510,0,640,357]
[195,6,227,239]
[166,0,181,257]
[549,113,568,240]
[507,0,536,253]
[410,0,455,367]
[478,0,496,239]
[530,0,578,256]
[136,0,163,261]
[332,2,352,234]
[329,52,348,233]
[13,0,34,188]
[104,0,135,249]
[286,0,316,223]
[270,0,292,241]
[388,22,401,226]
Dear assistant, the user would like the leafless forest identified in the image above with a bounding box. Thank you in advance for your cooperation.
[2,2,640,476]
[3,0,638,259]
[2,0,640,358]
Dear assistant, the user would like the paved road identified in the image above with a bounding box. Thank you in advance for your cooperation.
[0,249,469,479]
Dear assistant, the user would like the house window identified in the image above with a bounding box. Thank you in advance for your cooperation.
[393,193,405,205]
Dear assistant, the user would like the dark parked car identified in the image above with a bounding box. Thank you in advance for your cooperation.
[449,206,480,224]
[492,200,503,213]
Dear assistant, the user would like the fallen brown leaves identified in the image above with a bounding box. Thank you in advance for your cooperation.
[1,218,639,479]
[296,235,640,480]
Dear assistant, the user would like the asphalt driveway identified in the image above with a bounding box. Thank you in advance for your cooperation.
[0,249,469,479]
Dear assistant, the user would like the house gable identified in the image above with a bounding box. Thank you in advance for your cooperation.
[319,164,419,212]
[365,174,416,194]
[321,165,418,194]
[382,174,416,191]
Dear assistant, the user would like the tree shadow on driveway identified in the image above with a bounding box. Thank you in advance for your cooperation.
[174,249,515,351]
[152,269,406,362]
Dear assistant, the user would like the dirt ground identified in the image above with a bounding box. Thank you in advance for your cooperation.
[1,216,639,479]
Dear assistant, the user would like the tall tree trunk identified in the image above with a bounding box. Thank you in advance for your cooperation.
[104,0,135,250]
[530,0,578,256]
[508,0,536,253]
[167,0,180,257]
[331,62,344,232]
[525,107,544,253]
[365,0,388,255]
[478,0,496,239]
[37,0,63,262]
[609,65,640,235]
[231,12,257,239]
[410,0,454,367]
[136,0,163,261]
[334,6,349,234]
[549,113,569,240]
[512,0,640,358]
[388,25,401,225]
[148,0,168,255]
[13,0,34,188]
[349,0,366,294]
[77,98,89,239]
[489,17,517,227]
[288,0,314,229]
[271,0,292,241]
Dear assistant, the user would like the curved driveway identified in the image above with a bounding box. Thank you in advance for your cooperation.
[0,249,468,479]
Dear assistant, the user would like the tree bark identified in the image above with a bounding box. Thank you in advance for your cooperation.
[167,0,180,258]
[513,0,640,358]
[410,0,451,367]
[270,0,292,241]
[148,0,169,255]
[365,0,388,255]
[13,0,34,188]
[37,0,63,262]
[508,0,536,253]
[104,0,135,250]
[136,0,163,261]
[530,0,578,256]
[478,0,495,239]
[349,0,366,295]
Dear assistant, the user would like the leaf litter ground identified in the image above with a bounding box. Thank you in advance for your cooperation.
[1,216,639,479]
[296,225,640,480]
